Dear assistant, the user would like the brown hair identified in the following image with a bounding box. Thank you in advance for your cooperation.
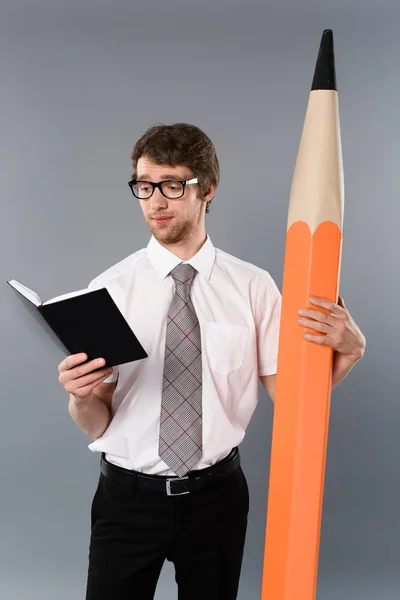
[131,122,220,213]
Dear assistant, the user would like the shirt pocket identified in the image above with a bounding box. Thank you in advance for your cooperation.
[203,322,249,374]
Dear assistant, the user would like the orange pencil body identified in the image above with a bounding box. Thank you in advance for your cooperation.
[261,30,344,600]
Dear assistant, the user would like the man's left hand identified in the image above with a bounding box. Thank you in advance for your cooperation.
[297,296,366,360]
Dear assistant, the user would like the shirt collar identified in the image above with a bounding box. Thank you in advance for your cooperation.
[146,234,216,281]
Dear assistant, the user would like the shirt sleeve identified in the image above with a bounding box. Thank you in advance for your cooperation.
[103,367,119,384]
[254,271,282,377]
[87,275,120,384]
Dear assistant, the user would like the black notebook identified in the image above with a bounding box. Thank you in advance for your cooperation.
[7,279,148,368]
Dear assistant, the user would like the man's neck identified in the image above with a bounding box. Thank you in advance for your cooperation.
[158,231,207,261]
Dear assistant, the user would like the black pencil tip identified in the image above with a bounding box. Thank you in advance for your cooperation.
[311,29,337,91]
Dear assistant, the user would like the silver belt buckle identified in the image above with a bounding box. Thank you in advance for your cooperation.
[166,476,190,496]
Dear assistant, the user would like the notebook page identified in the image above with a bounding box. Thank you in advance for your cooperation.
[43,288,93,305]
[7,280,42,306]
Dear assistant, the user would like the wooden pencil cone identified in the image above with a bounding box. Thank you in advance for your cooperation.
[260,29,344,600]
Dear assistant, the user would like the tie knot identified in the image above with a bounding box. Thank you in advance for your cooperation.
[170,263,197,288]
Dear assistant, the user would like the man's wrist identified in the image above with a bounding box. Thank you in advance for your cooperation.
[332,347,364,388]
[70,392,96,407]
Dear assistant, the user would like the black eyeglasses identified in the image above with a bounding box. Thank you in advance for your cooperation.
[128,177,198,200]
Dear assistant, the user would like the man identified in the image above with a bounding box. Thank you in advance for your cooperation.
[58,123,366,600]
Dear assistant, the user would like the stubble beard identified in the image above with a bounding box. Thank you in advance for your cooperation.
[149,215,196,245]
[148,202,202,245]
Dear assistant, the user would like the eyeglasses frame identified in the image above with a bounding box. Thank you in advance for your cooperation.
[128,177,199,200]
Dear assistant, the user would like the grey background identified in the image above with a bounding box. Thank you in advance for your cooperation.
[1,0,398,598]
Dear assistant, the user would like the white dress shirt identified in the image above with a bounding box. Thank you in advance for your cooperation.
[87,235,281,476]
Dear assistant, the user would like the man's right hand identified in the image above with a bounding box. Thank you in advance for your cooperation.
[58,353,114,402]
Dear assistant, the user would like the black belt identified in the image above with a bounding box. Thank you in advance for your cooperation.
[100,447,240,496]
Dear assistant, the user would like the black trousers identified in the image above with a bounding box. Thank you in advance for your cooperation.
[86,456,249,600]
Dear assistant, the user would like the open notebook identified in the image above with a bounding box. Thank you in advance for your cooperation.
[7,279,148,368]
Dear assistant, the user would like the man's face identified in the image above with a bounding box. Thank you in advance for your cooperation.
[136,156,207,245]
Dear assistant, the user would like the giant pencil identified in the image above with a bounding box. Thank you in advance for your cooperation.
[260,30,344,600]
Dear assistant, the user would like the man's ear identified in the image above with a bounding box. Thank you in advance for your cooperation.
[202,181,217,203]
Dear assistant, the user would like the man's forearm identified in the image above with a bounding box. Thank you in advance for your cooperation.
[68,394,111,440]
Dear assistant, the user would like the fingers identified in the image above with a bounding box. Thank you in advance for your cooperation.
[72,358,109,380]
[297,316,330,334]
[71,371,114,399]
[58,353,113,396]
[59,353,106,377]
[302,332,330,345]
[298,307,336,326]
[308,296,346,316]
[58,353,88,372]
[59,353,104,373]
[63,366,113,394]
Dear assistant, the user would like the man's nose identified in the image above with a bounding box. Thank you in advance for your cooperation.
[149,187,168,209]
